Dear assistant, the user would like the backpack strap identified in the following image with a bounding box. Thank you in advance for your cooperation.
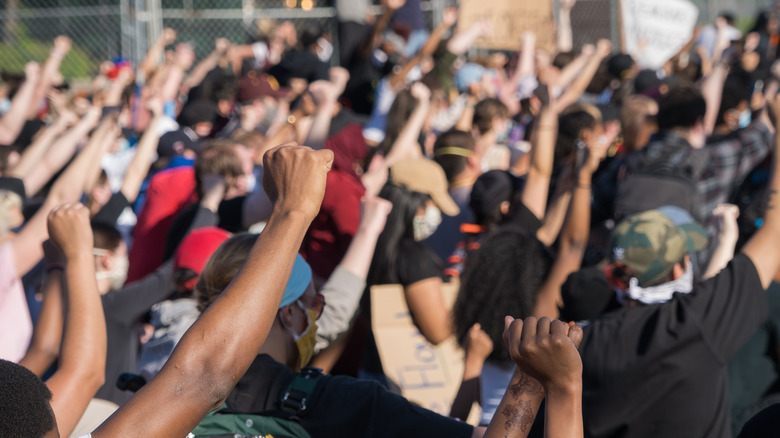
[278,367,324,418]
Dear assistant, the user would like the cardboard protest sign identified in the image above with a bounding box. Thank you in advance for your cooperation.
[620,0,699,70]
[371,280,463,417]
[457,0,554,52]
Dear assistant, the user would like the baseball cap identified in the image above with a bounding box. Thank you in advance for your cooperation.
[454,63,487,93]
[609,207,708,286]
[157,128,200,158]
[389,158,460,216]
[238,71,289,102]
[279,254,313,308]
[174,227,233,291]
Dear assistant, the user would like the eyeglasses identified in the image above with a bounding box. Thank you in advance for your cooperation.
[300,292,326,320]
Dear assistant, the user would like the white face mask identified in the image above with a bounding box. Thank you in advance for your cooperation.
[738,109,751,129]
[412,205,442,241]
[94,248,129,291]
[316,38,333,63]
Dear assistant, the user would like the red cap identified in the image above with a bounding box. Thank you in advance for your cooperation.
[174,227,232,290]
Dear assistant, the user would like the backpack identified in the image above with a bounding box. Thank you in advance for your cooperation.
[613,144,708,222]
[187,367,325,438]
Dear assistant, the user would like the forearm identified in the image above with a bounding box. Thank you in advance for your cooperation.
[450,356,484,420]
[18,269,64,376]
[385,103,427,166]
[7,124,64,181]
[537,191,571,247]
[337,221,384,279]
[159,64,186,103]
[304,102,337,150]
[182,52,221,94]
[0,76,36,144]
[447,23,484,56]
[554,53,606,112]
[557,9,573,53]
[314,267,364,351]
[92,208,312,438]
[521,109,556,219]
[543,383,583,438]
[26,117,95,197]
[483,369,545,438]
[703,233,737,279]
[702,63,727,135]
[556,53,589,91]
[559,171,592,253]
[121,115,162,203]
[48,253,106,438]
[28,51,64,119]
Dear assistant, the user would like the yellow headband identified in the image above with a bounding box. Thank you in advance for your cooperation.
[434,147,472,158]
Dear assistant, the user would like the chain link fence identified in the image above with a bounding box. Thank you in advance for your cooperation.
[0,0,775,80]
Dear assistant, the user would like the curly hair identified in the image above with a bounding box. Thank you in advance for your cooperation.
[453,229,553,362]
[0,359,57,438]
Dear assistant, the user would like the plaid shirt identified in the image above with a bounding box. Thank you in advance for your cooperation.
[635,122,772,225]
[700,122,772,220]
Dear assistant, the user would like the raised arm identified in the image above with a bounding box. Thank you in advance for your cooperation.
[521,97,558,220]
[533,137,603,319]
[11,107,104,276]
[44,203,106,438]
[304,67,350,150]
[742,96,780,289]
[556,0,576,53]
[18,241,66,377]
[181,38,231,97]
[120,99,164,204]
[315,197,391,350]
[141,28,178,79]
[91,145,333,438]
[384,83,429,166]
[6,106,74,185]
[26,36,71,119]
[553,40,612,113]
[0,62,40,145]
[703,204,740,279]
[23,106,102,196]
[388,6,458,90]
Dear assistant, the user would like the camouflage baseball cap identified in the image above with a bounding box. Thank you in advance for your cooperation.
[609,208,708,286]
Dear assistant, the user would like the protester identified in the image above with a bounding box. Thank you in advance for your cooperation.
[4,4,780,438]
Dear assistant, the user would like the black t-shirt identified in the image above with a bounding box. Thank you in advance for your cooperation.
[396,239,443,286]
[579,254,767,438]
[227,354,473,438]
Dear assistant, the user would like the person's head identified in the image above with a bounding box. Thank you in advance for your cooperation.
[468,170,520,230]
[0,359,58,438]
[177,100,218,138]
[604,206,708,305]
[85,170,112,216]
[237,72,289,126]
[324,124,369,179]
[173,227,232,293]
[716,72,752,132]
[195,233,321,370]
[656,83,707,147]
[555,108,600,164]
[454,63,488,96]
[621,95,659,152]
[454,230,553,362]
[432,129,479,185]
[369,158,458,285]
[194,140,255,198]
[0,179,25,239]
[472,98,510,137]
[92,220,128,294]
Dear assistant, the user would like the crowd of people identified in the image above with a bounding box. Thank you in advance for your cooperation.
[4,0,780,436]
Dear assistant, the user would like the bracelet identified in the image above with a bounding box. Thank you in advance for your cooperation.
[45,263,65,272]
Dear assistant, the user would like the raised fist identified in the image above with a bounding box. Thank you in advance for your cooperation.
[262,144,334,221]
[47,203,93,261]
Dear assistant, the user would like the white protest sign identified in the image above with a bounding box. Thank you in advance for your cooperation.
[620,0,699,70]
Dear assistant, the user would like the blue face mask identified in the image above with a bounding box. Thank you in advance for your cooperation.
[738,109,751,129]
